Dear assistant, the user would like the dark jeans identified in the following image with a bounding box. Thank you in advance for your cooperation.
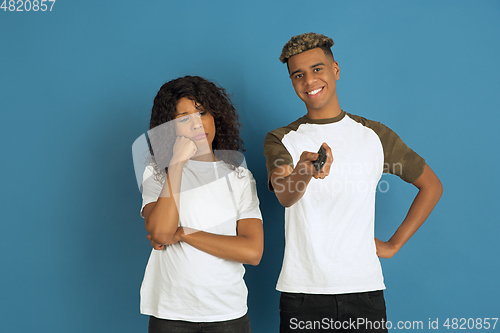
[148,313,251,333]
[280,290,388,333]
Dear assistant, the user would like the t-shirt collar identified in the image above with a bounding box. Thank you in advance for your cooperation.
[301,110,346,124]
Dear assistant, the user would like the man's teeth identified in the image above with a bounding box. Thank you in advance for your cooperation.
[307,88,322,95]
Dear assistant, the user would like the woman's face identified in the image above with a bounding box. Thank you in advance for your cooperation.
[174,97,216,155]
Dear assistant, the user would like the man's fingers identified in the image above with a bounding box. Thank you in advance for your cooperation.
[309,152,320,161]
[300,151,318,162]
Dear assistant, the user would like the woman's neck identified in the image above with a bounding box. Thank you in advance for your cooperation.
[190,150,216,162]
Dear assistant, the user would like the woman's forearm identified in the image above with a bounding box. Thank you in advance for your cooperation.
[144,164,184,244]
[178,220,263,265]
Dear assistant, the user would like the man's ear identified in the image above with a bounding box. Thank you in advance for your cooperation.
[333,61,340,79]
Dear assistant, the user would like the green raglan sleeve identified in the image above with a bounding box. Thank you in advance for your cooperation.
[372,121,426,183]
[349,114,426,183]
[263,130,294,191]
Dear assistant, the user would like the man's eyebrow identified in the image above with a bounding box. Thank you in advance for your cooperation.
[311,62,325,68]
[289,62,326,77]
[289,68,302,77]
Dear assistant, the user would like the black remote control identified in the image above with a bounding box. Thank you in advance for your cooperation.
[313,146,327,171]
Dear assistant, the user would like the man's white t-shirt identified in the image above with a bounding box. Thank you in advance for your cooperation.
[140,159,262,322]
[264,111,425,295]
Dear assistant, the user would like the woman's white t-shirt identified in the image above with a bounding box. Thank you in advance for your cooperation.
[140,159,262,322]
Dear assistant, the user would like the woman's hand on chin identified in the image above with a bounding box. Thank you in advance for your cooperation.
[170,136,197,166]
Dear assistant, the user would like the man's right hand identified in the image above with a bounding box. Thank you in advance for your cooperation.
[296,142,333,180]
[271,142,333,207]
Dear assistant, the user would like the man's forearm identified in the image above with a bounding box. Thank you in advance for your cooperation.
[273,166,313,207]
[271,146,333,207]
[377,164,443,258]
[389,180,442,250]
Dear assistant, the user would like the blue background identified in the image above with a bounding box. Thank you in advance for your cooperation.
[1,0,499,332]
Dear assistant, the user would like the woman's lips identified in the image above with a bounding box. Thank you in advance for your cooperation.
[192,133,208,141]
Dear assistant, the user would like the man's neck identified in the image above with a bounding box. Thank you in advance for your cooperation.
[306,104,342,120]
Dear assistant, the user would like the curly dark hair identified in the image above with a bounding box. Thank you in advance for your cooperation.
[147,76,244,179]
[280,32,334,64]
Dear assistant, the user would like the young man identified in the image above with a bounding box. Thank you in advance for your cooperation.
[264,33,443,332]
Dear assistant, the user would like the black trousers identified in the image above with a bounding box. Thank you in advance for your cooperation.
[148,313,251,333]
[280,290,388,332]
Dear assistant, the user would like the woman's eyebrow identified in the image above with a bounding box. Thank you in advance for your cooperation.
[174,111,188,118]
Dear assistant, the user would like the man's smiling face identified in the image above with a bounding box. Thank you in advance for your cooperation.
[287,47,340,115]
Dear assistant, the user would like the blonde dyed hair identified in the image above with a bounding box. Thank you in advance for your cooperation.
[279,32,334,63]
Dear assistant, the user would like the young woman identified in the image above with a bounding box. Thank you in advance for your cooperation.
[140,76,263,332]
